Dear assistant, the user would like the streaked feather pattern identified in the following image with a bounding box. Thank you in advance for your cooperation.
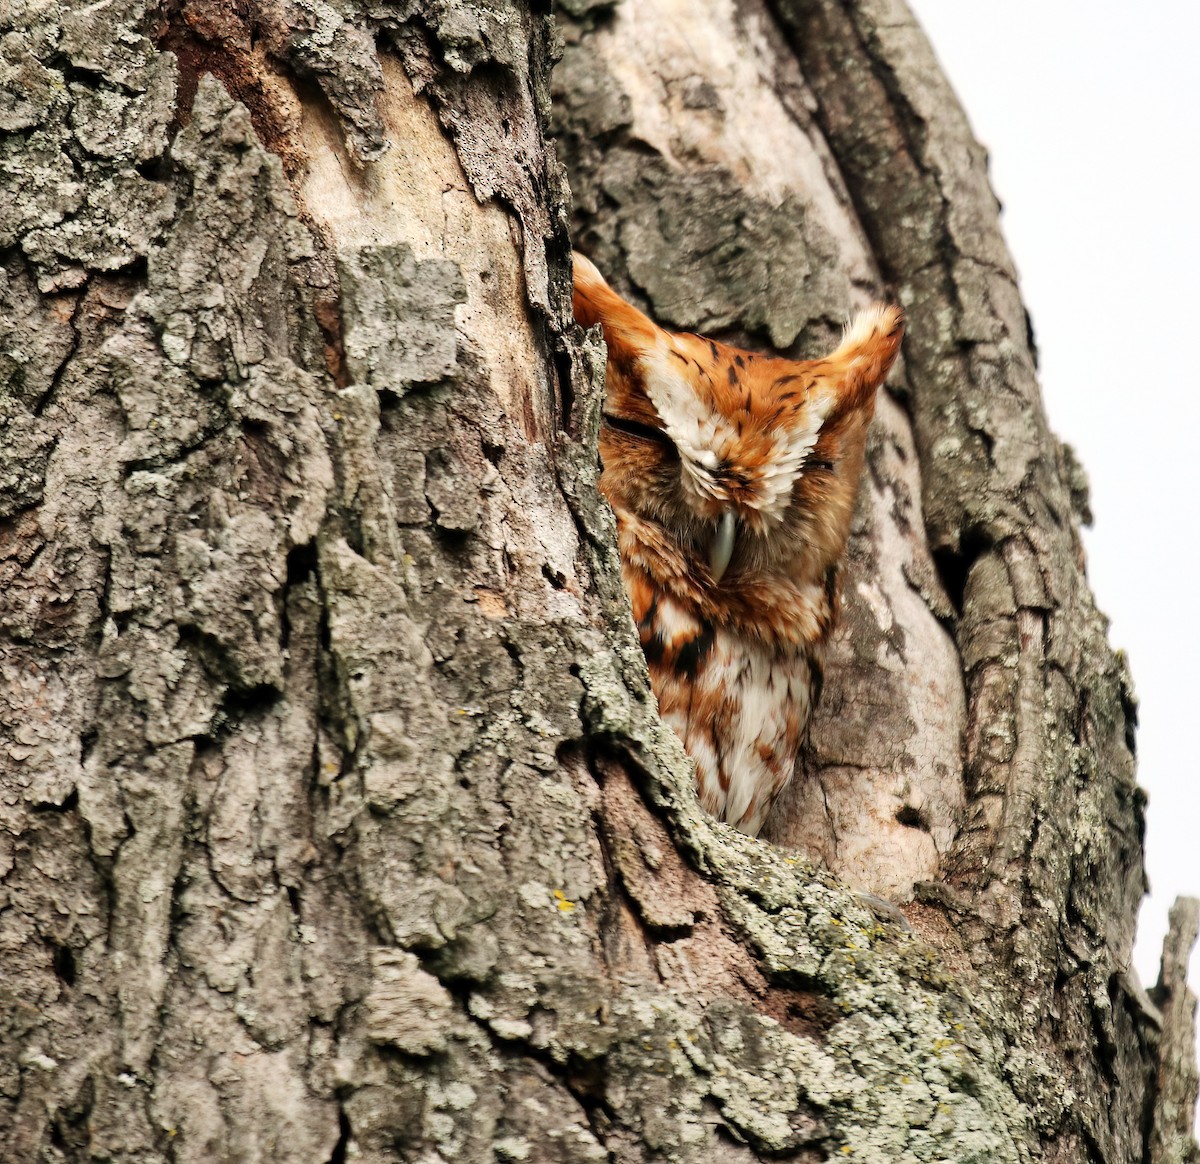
[574,252,902,835]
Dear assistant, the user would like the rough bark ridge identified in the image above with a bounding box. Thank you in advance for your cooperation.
[0,5,1194,1164]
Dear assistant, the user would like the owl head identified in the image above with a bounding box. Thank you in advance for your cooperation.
[573,252,902,586]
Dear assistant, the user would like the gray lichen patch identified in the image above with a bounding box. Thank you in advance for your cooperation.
[337,244,467,395]
[363,948,456,1055]
[0,34,63,132]
[23,162,177,281]
[0,6,178,289]
[0,127,85,252]
[69,71,176,163]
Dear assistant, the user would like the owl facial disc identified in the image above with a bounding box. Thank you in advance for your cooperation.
[709,509,737,583]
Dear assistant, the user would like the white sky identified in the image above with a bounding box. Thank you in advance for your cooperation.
[905,0,1200,993]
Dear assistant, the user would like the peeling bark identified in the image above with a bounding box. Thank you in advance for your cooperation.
[0,1,1195,1163]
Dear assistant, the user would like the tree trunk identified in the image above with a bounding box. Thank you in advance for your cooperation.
[0,1,1194,1162]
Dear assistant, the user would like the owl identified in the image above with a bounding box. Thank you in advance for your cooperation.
[573,252,902,836]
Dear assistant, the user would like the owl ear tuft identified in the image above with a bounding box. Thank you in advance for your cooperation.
[572,253,662,368]
[823,304,904,416]
[571,252,608,328]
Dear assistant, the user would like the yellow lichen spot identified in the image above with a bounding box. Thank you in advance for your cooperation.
[840,1145,852,1155]
[553,889,576,913]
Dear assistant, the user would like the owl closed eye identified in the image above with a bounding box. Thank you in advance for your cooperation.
[573,252,902,835]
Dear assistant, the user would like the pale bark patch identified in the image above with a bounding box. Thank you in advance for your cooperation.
[299,55,549,439]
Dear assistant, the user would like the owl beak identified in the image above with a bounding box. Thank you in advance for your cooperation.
[709,509,737,583]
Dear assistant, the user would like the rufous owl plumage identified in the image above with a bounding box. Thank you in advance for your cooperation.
[573,252,902,835]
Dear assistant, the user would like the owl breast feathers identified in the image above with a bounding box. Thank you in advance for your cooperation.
[573,252,902,836]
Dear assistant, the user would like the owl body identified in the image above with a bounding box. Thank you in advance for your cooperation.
[574,253,901,835]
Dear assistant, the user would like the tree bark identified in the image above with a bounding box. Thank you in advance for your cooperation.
[0,2,1194,1163]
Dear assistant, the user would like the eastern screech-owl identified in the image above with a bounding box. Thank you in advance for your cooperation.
[573,253,902,836]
